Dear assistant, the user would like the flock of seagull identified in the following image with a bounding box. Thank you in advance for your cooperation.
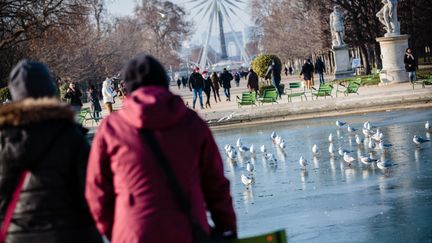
[223,120,432,190]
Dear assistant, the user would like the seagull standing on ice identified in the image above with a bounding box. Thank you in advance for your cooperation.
[271,131,277,142]
[260,145,267,153]
[368,139,376,149]
[246,162,254,174]
[343,152,356,165]
[299,156,308,170]
[241,174,253,189]
[425,121,431,131]
[249,145,256,154]
[413,135,430,146]
[336,120,347,127]
[347,125,357,133]
[355,135,364,145]
[236,138,243,148]
[312,144,319,156]
[360,153,378,166]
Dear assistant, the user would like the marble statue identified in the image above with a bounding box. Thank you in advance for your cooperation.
[330,6,345,48]
[376,0,400,35]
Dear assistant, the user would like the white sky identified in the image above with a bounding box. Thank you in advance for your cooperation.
[106,0,253,44]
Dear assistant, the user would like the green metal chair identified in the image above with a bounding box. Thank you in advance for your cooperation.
[236,92,257,108]
[311,84,333,100]
[336,78,362,97]
[78,107,101,125]
[412,75,432,89]
[258,88,278,105]
[286,82,307,102]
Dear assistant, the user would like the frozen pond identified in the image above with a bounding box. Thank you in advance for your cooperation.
[213,108,432,243]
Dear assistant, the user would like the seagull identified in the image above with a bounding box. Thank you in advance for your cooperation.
[260,145,267,153]
[246,162,254,173]
[336,120,347,127]
[274,135,283,146]
[312,144,319,155]
[360,153,378,165]
[343,152,356,165]
[355,134,364,145]
[338,147,352,156]
[239,145,250,153]
[413,135,430,145]
[249,145,256,154]
[224,144,235,154]
[347,125,357,133]
[236,138,243,148]
[329,133,334,143]
[264,153,277,162]
[279,141,286,149]
[363,121,370,129]
[270,131,277,142]
[371,128,383,141]
[241,174,253,189]
[299,156,308,170]
[328,143,335,155]
[378,141,393,150]
[426,121,431,131]
[368,139,376,149]
[227,150,237,160]
[362,128,373,138]
[377,160,392,171]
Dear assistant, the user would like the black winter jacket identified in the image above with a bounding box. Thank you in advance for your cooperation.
[188,72,204,90]
[220,71,233,89]
[404,54,417,72]
[0,98,102,243]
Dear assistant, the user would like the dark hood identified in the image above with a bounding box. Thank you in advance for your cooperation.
[0,98,77,167]
[118,86,188,129]
[8,59,57,101]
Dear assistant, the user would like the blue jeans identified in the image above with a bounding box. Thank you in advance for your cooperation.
[408,71,416,82]
[272,78,281,98]
[318,72,325,84]
[224,88,230,100]
[193,88,203,108]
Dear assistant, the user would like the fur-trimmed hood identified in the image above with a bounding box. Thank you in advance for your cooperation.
[0,98,75,128]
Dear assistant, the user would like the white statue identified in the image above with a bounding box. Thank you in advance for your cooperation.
[330,6,345,48]
[376,0,400,35]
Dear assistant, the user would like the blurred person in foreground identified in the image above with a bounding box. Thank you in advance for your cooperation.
[0,59,102,243]
[85,54,237,243]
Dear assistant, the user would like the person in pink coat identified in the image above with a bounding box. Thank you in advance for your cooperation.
[85,54,237,243]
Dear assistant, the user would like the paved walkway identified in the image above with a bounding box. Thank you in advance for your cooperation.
[83,74,432,131]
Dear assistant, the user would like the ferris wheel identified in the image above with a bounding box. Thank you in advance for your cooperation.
[181,0,251,69]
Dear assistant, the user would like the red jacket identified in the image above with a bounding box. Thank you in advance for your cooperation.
[86,86,236,243]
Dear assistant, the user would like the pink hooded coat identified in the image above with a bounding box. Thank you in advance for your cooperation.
[85,86,236,243]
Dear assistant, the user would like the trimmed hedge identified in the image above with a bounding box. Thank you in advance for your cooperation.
[0,87,10,103]
[251,54,282,79]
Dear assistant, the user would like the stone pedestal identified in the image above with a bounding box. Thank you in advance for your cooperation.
[332,45,354,80]
[376,34,409,84]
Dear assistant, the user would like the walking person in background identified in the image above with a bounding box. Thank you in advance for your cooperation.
[315,57,326,84]
[188,67,205,109]
[289,66,293,75]
[404,48,417,83]
[102,77,117,114]
[202,71,214,109]
[177,77,182,89]
[300,59,313,89]
[234,71,241,87]
[86,54,237,243]
[64,82,82,112]
[265,60,282,99]
[308,59,315,86]
[0,59,102,243]
[182,76,187,88]
[247,67,259,96]
[88,84,102,119]
[284,66,289,76]
[211,72,222,102]
[220,68,233,101]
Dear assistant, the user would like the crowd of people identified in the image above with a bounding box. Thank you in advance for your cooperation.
[0,56,237,243]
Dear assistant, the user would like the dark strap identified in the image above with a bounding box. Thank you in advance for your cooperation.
[140,130,193,220]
